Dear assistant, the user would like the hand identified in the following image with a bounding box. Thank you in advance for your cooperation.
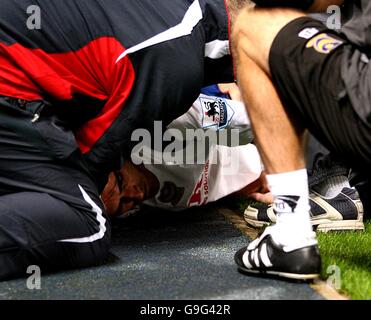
[218,83,243,102]
[248,191,273,204]
[232,172,273,204]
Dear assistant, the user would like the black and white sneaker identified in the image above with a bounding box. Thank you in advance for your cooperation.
[235,227,321,280]
[244,188,364,232]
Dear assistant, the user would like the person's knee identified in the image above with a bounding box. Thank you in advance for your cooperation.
[232,7,305,72]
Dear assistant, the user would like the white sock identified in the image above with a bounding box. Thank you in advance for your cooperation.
[266,169,313,246]
[312,175,351,199]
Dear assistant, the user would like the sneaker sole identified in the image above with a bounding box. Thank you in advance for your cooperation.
[244,216,365,232]
[314,219,365,232]
[238,266,320,280]
[244,208,365,232]
[243,216,270,229]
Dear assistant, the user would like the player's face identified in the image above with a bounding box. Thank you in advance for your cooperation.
[102,160,160,216]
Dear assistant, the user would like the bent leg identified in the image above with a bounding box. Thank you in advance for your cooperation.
[233,7,305,75]
[233,8,306,173]
[232,7,366,279]
[0,191,110,281]
[234,9,371,217]
[0,97,111,281]
[232,9,320,278]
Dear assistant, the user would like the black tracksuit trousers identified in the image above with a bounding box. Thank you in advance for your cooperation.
[0,97,111,281]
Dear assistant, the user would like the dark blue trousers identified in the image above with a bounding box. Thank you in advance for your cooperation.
[0,97,111,281]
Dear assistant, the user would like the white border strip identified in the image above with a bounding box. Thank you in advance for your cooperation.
[116,0,203,63]
[59,185,107,243]
[205,40,230,59]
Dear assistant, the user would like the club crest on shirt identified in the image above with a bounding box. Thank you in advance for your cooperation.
[200,97,234,130]
[306,33,343,54]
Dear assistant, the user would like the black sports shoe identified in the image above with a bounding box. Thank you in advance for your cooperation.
[235,227,321,280]
[244,188,364,232]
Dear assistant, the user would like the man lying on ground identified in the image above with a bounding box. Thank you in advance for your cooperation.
[102,84,364,233]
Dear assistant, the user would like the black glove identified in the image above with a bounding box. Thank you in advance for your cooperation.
[252,0,315,10]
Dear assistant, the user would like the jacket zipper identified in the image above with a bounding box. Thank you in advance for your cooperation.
[31,103,46,123]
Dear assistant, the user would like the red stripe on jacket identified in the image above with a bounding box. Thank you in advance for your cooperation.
[0,37,135,153]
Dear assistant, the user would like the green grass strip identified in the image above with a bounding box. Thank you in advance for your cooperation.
[317,222,371,300]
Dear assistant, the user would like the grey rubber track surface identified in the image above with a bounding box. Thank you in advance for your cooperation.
[0,206,323,300]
